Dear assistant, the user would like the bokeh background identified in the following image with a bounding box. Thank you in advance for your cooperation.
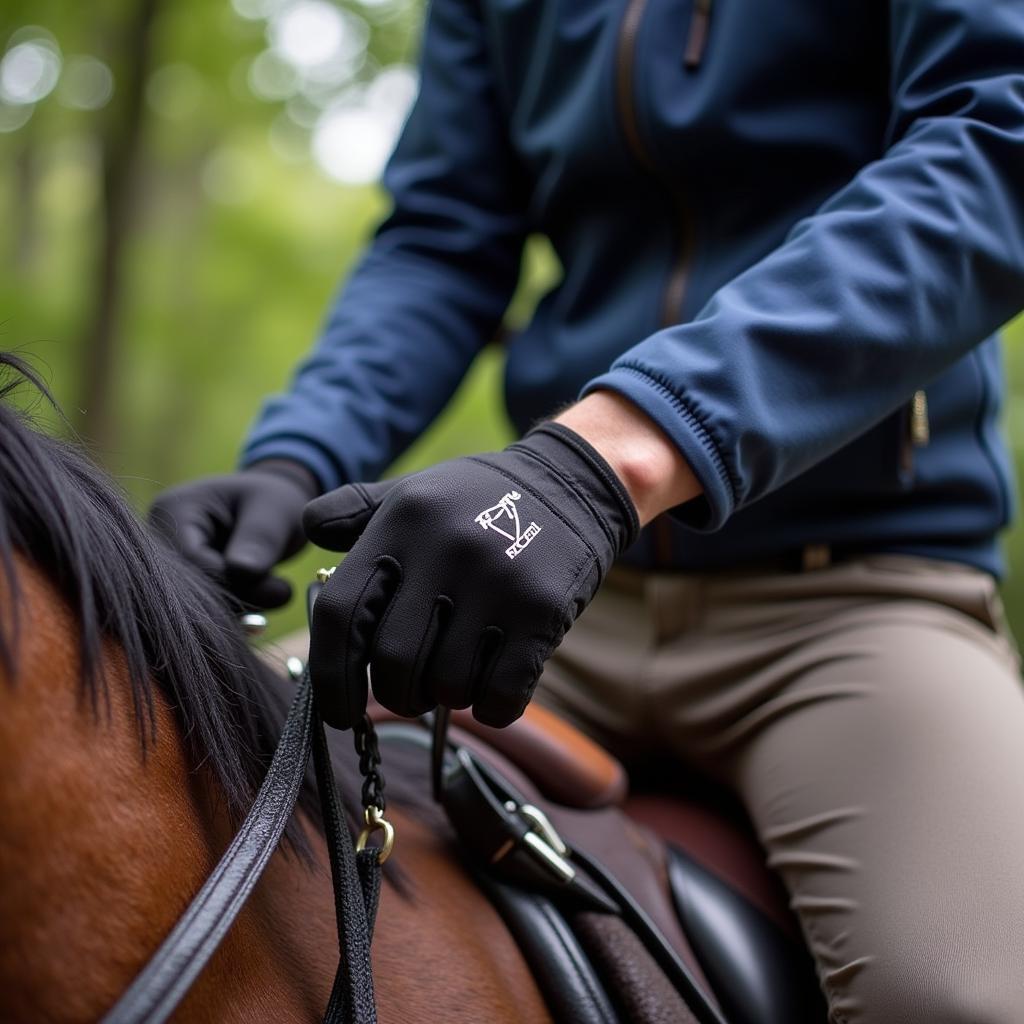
[2,0,1022,641]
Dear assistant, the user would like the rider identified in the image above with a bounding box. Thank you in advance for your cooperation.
[152,2,1024,1020]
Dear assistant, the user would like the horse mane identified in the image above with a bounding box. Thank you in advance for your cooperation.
[0,353,319,842]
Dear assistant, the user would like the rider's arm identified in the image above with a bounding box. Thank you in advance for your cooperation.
[583,0,1024,531]
[240,0,529,492]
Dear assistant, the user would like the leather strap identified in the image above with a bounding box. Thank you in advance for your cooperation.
[103,672,317,1024]
[103,589,380,1024]
[313,706,378,1024]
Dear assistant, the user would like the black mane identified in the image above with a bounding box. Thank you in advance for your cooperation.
[0,353,317,839]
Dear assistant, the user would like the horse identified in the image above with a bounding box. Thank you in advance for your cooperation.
[0,353,825,1023]
[0,354,549,1023]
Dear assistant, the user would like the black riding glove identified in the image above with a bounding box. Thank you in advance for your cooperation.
[304,422,638,729]
[148,461,318,608]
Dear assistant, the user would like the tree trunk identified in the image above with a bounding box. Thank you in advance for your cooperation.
[77,0,162,455]
[13,126,38,273]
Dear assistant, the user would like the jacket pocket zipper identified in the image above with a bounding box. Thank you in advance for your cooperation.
[615,0,696,329]
[685,0,714,69]
[616,0,698,563]
[900,389,930,477]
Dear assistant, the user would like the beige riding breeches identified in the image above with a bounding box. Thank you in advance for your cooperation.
[535,554,1024,1024]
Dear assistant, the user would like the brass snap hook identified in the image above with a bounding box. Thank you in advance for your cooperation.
[356,805,395,863]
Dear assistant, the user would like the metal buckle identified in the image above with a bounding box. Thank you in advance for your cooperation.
[499,798,575,884]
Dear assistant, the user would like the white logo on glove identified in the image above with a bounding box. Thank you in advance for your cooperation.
[475,491,541,559]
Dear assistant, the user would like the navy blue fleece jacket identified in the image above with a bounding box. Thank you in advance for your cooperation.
[244,0,1024,574]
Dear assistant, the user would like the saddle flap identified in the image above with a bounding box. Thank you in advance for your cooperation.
[667,845,827,1024]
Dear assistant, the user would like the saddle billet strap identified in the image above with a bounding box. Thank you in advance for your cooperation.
[442,746,618,914]
[103,674,380,1023]
[436,737,726,1024]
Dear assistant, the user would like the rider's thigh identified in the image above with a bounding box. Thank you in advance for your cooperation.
[729,597,1024,1024]
[535,567,660,761]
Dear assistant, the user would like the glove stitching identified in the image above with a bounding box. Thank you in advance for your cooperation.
[465,456,599,560]
[537,551,597,659]
[420,595,455,704]
[311,482,376,532]
[340,554,401,723]
[508,444,618,554]
[525,629,565,706]
[468,624,505,713]
[464,627,483,710]
[316,512,373,530]
[530,422,639,541]
[471,552,592,724]
[403,592,448,715]
[366,555,406,707]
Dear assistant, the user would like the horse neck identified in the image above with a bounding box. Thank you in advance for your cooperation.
[0,557,334,1022]
[0,557,550,1024]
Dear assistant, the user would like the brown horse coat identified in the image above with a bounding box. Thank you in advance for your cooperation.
[0,557,549,1023]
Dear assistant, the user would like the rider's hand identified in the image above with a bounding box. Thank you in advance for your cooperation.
[303,423,638,729]
[148,461,318,608]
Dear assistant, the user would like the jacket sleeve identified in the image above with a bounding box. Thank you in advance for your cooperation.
[584,0,1024,531]
[241,0,528,491]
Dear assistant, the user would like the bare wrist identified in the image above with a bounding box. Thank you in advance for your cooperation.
[553,392,702,527]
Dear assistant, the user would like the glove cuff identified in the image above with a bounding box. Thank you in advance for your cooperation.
[520,422,639,553]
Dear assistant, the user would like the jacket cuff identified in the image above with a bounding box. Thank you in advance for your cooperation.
[581,366,736,532]
[239,438,337,494]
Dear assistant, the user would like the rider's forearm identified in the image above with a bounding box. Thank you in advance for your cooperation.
[555,391,702,528]
[241,0,529,494]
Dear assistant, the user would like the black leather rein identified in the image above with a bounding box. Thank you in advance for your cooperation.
[102,618,382,1023]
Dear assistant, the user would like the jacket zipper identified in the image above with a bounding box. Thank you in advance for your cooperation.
[616,0,698,561]
[615,0,696,330]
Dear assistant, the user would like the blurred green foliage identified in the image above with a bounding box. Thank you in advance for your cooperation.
[1,0,1023,643]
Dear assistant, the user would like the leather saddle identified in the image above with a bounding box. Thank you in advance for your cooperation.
[371,703,828,1024]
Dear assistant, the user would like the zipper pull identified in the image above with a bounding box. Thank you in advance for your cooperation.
[685,0,713,70]
[909,389,930,447]
[899,389,929,479]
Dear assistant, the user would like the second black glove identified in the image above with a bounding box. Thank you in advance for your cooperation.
[304,422,638,729]
[148,461,317,608]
